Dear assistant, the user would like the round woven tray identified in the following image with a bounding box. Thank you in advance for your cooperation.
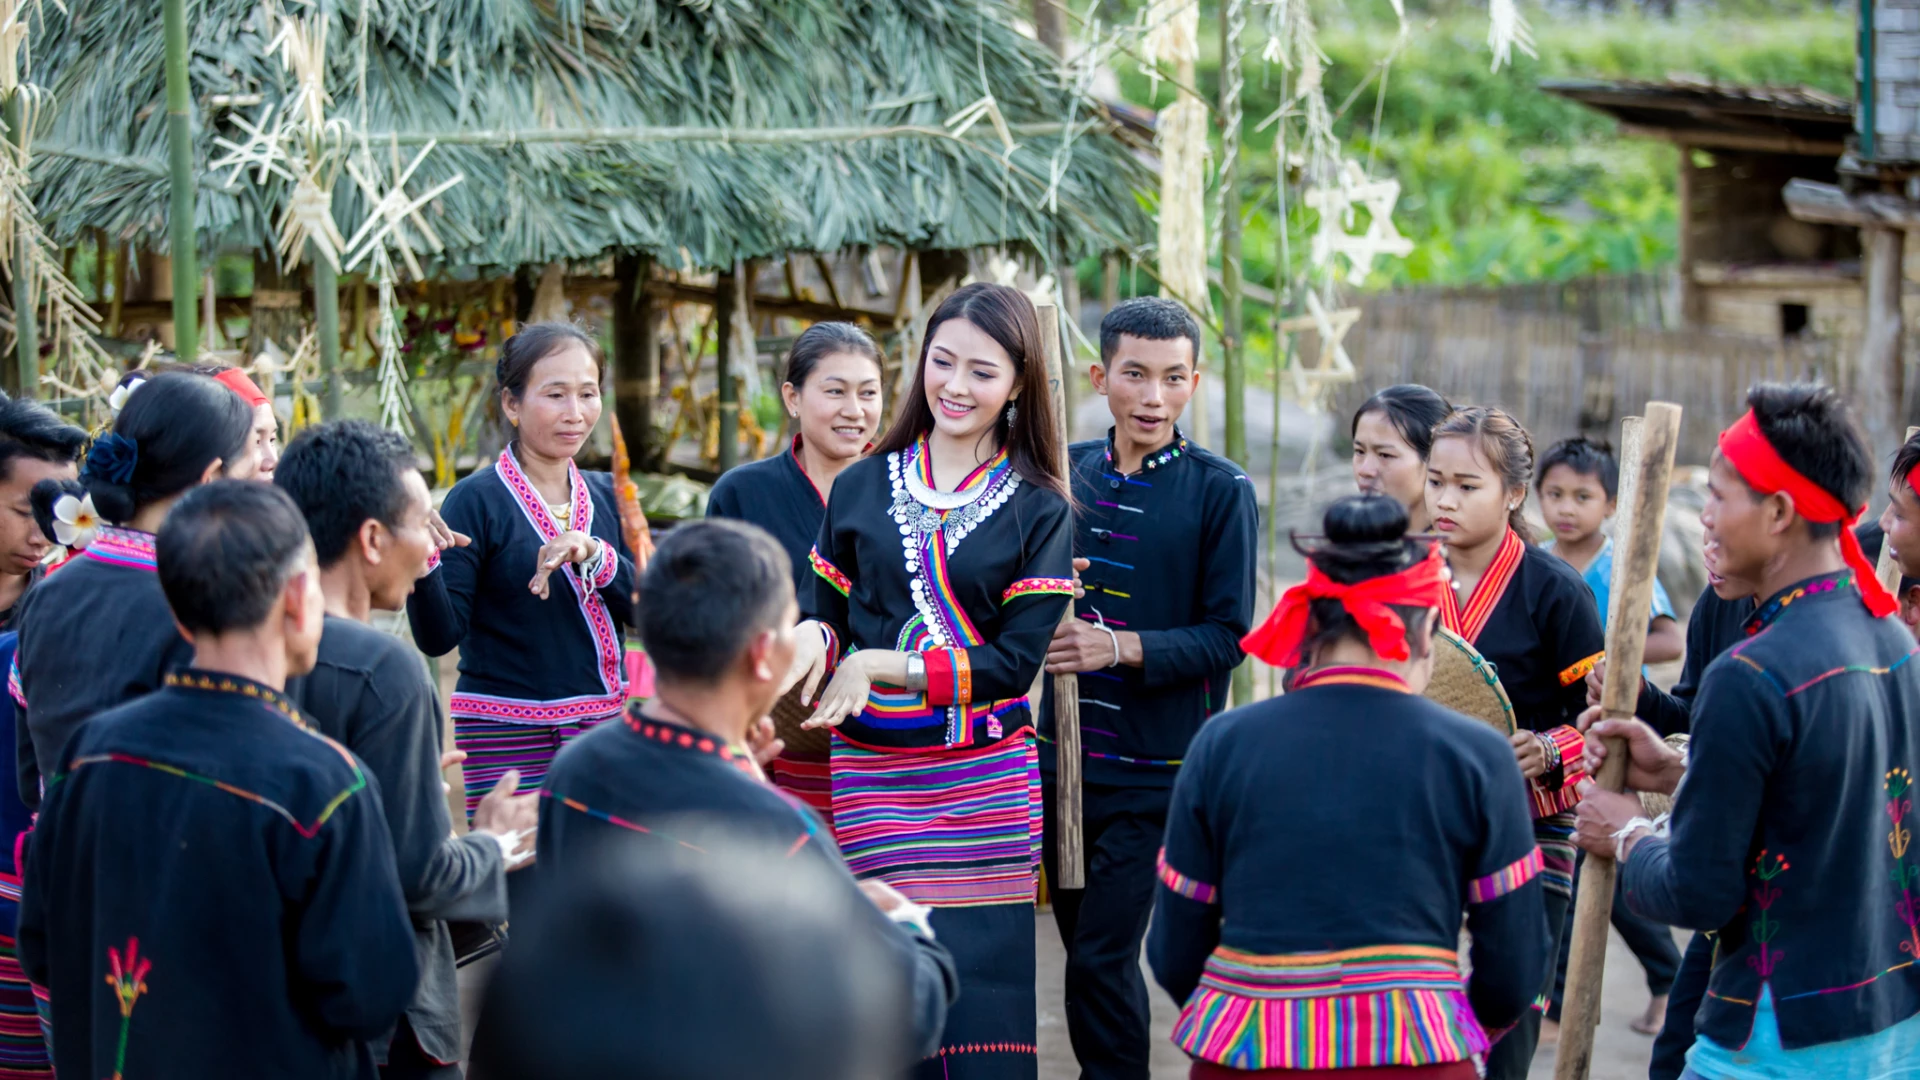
[769,683,833,756]
[1636,733,1690,818]
[1424,627,1516,736]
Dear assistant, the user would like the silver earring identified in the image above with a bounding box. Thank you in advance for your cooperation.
[1006,401,1018,425]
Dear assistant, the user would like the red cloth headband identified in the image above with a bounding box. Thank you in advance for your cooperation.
[214,368,269,409]
[1718,410,1896,618]
[1242,543,1448,668]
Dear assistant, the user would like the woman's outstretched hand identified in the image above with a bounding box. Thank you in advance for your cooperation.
[783,621,831,704]
[529,530,600,598]
[804,652,872,730]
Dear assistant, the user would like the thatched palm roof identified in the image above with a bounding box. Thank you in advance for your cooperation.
[30,0,1151,272]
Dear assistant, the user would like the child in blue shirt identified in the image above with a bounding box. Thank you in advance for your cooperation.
[1537,436,1683,664]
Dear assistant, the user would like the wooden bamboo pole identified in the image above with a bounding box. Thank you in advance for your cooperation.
[8,93,36,397]
[1877,424,1920,597]
[312,247,341,421]
[162,0,198,363]
[1037,301,1085,889]
[1556,403,1683,1080]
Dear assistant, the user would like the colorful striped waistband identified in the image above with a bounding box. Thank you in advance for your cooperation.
[449,689,626,726]
[1198,944,1464,999]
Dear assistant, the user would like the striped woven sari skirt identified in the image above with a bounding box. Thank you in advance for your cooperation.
[0,920,50,1077]
[454,717,607,820]
[833,731,1041,1080]
[767,748,834,831]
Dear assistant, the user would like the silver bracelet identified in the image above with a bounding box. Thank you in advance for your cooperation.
[904,653,927,693]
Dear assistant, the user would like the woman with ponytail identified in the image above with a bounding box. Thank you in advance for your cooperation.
[1148,494,1550,1078]
[784,283,1074,1079]
[11,371,258,808]
[1425,405,1604,1080]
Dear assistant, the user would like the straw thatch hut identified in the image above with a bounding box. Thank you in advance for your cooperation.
[27,0,1151,467]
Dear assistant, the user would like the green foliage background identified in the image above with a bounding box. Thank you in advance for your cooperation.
[1086,1,1854,338]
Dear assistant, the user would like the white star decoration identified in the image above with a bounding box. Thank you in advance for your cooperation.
[341,140,463,282]
[209,104,295,186]
[1305,160,1414,285]
[1277,292,1360,411]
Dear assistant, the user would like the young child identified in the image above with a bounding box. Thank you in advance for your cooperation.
[1536,436,1683,665]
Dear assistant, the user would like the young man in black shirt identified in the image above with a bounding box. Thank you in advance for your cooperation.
[1039,297,1258,1080]
[19,481,418,1079]
[1576,384,1920,1071]
[278,421,537,1079]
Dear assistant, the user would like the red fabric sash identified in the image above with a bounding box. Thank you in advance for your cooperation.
[1719,411,1896,618]
[1242,545,1447,667]
[213,368,269,408]
[1439,528,1524,645]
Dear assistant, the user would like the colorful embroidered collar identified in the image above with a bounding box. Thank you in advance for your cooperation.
[1288,665,1412,693]
[165,670,306,729]
[1104,427,1188,476]
[1441,528,1524,645]
[86,526,157,572]
[914,435,1011,499]
[1744,570,1854,637]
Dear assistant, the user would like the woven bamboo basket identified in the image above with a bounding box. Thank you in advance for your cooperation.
[1424,627,1517,736]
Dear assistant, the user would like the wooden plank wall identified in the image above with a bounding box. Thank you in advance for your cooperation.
[1329,276,1869,466]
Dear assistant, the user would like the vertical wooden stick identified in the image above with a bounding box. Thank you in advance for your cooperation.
[1037,302,1085,889]
[1875,424,1920,598]
[1555,402,1683,1080]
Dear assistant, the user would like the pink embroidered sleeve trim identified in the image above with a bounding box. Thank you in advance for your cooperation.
[809,546,851,598]
[1001,577,1075,603]
[7,655,22,710]
[425,546,443,573]
[587,539,619,589]
[1468,848,1543,903]
[1157,847,1218,905]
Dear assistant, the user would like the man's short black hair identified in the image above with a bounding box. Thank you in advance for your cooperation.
[0,391,84,484]
[638,520,792,683]
[1893,431,1920,501]
[1098,297,1202,368]
[158,481,312,635]
[1745,382,1872,541]
[1537,436,1620,501]
[275,420,417,567]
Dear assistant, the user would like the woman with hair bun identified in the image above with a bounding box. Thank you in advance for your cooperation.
[1425,405,1604,1079]
[1148,493,1550,1078]
[1351,384,1453,533]
[11,370,261,807]
[406,321,636,826]
[707,321,884,824]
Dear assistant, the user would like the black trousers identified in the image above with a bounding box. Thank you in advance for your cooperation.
[1040,777,1171,1080]
[382,1016,462,1080]
[1546,856,1682,1021]
[1649,933,1714,1080]
[1484,883,1570,1080]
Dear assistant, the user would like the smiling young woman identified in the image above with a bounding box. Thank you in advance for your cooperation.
[785,283,1074,1079]
[1425,405,1604,1080]
[406,322,637,844]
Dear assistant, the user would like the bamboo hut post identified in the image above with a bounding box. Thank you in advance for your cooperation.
[715,264,739,472]
[162,0,197,363]
[1218,0,1250,707]
[1556,403,1683,1080]
[1876,423,1920,597]
[1038,301,1085,889]
[7,92,35,397]
[1862,226,1904,458]
[107,241,127,339]
[613,254,657,471]
[312,248,342,421]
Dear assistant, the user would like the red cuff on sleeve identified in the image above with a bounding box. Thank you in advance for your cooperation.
[1528,725,1588,818]
[922,647,971,707]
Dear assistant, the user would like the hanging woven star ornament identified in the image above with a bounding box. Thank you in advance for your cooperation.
[210,103,296,187]
[277,167,348,272]
[1277,292,1360,412]
[341,141,462,282]
[1305,161,1413,285]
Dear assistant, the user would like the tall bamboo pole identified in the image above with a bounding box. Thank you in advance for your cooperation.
[1219,0,1249,707]
[1038,301,1084,888]
[163,0,198,363]
[715,264,739,472]
[7,93,36,397]
[313,250,341,420]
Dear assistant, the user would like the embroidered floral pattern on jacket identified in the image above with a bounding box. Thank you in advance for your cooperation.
[1888,769,1920,960]
[1748,849,1790,979]
[104,936,150,1080]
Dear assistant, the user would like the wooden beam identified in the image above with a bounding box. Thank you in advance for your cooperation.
[1621,123,1844,157]
[1783,178,1920,230]
[1037,300,1084,891]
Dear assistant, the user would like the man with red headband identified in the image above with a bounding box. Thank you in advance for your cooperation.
[1575,383,1920,1078]
[1878,431,1920,633]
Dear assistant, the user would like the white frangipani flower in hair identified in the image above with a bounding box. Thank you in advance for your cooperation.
[51,492,100,550]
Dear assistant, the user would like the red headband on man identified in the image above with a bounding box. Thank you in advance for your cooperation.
[213,368,270,410]
[1242,543,1448,667]
[1718,410,1896,618]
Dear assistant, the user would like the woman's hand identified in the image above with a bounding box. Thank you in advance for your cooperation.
[804,652,872,730]
[782,621,830,704]
[1578,711,1686,795]
[529,530,600,598]
[1509,730,1547,781]
[427,508,471,553]
[1071,557,1090,599]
